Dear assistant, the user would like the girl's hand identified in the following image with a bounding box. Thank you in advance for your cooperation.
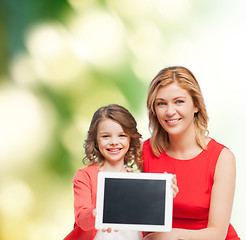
[92,209,97,217]
[102,228,118,233]
[92,209,118,233]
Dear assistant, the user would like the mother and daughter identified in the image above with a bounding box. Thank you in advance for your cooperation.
[64,66,240,240]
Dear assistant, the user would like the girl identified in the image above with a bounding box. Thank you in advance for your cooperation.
[142,66,240,240]
[65,104,178,240]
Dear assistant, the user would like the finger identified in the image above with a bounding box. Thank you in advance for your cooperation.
[172,174,177,185]
[143,232,154,240]
[92,209,97,217]
[172,184,179,191]
[172,184,179,197]
[102,227,113,233]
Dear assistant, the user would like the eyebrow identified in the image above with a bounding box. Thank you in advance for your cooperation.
[155,96,187,101]
[97,130,110,134]
[98,132,108,135]
[98,131,126,135]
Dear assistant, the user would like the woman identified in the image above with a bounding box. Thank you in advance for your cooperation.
[142,66,240,239]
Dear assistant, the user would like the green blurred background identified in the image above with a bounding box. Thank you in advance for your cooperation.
[0,0,245,239]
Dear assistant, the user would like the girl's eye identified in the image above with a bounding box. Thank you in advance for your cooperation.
[119,134,127,138]
[101,135,109,138]
[176,100,184,104]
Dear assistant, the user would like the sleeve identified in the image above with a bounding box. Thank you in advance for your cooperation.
[73,169,96,231]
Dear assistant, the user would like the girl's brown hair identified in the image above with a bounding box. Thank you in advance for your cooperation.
[147,66,209,156]
[83,104,142,169]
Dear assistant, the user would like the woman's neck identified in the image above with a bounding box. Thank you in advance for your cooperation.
[167,132,202,160]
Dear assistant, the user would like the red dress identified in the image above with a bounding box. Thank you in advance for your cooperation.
[142,138,240,239]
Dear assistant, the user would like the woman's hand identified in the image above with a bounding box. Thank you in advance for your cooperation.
[172,174,179,198]
[144,232,165,240]
[144,230,180,240]
[164,172,179,198]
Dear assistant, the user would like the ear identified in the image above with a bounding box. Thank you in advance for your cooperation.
[194,106,199,114]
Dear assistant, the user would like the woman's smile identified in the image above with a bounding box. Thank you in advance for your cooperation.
[165,118,182,126]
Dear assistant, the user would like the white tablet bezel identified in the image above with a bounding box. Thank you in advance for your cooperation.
[95,172,173,232]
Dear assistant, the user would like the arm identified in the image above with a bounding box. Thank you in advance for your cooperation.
[73,170,96,231]
[144,148,236,240]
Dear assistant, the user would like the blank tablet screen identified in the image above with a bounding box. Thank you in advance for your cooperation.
[103,178,165,225]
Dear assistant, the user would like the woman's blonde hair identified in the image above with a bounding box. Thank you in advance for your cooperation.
[147,66,209,156]
[83,104,143,170]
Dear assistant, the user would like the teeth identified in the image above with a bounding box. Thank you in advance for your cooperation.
[167,119,179,123]
[108,149,120,152]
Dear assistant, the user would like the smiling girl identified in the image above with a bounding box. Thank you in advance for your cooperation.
[64,104,143,240]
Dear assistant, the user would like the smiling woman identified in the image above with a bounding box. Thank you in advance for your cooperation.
[142,66,240,240]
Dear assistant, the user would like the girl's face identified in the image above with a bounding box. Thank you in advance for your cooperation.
[97,118,130,165]
[154,82,198,137]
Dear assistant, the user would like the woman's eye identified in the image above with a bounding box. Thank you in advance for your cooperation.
[156,101,166,106]
[176,100,184,104]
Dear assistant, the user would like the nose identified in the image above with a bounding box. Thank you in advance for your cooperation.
[109,136,118,145]
[165,104,176,116]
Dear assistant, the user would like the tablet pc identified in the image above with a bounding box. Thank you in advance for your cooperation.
[95,172,173,232]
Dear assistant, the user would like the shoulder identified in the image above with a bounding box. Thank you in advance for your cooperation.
[73,165,99,182]
[142,139,154,159]
[206,138,228,160]
[207,138,226,149]
[208,138,235,162]
[142,138,151,150]
[218,147,236,167]
[214,143,236,179]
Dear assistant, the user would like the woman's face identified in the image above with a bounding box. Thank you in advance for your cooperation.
[154,82,198,137]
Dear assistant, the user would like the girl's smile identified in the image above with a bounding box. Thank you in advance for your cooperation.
[107,147,123,153]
